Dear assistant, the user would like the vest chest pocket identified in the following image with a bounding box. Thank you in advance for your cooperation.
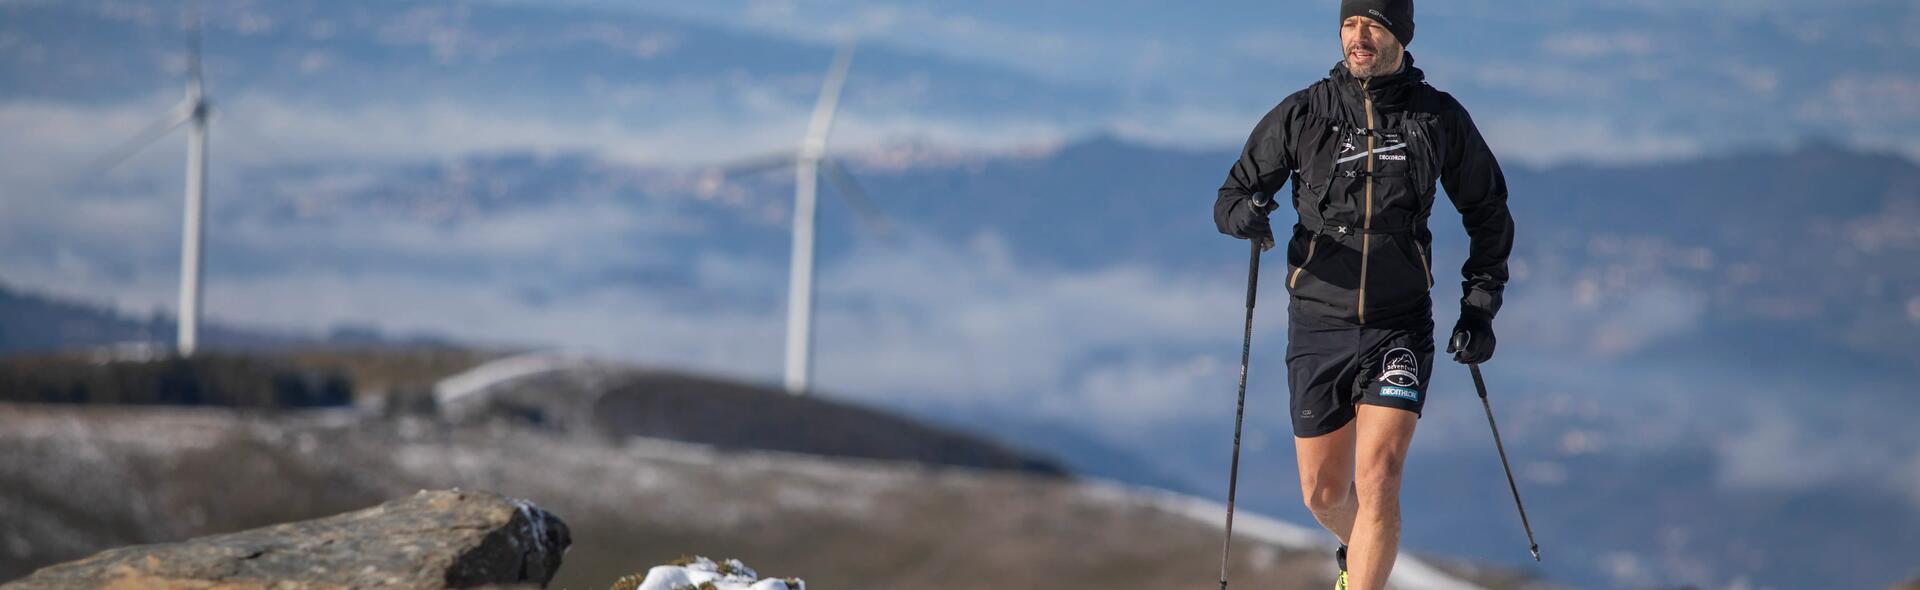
[1359,128,1414,181]
[1291,114,1344,216]
[1398,114,1441,192]
[1357,115,1442,226]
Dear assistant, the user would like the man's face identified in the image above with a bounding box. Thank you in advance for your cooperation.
[1340,15,1404,79]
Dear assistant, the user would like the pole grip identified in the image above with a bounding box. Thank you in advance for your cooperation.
[1249,192,1275,253]
[1245,239,1262,309]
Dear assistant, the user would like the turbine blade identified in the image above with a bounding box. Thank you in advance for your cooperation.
[820,157,893,240]
[801,39,857,156]
[693,151,796,198]
[711,151,799,178]
[186,0,205,97]
[79,105,193,178]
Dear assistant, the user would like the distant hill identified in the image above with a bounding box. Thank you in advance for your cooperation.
[0,280,452,354]
[0,353,351,407]
[0,281,176,353]
[433,354,1071,476]
[0,290,1067,476]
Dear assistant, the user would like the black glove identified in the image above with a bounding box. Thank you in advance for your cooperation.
[1447,309,1496,364]
[1224,197,1273,243]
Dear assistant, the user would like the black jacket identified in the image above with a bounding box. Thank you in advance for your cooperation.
[1216,54,1513,327]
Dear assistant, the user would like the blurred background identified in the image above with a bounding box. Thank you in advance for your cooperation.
[2,1,1918,589]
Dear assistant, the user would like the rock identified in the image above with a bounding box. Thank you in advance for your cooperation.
[0,489,570,590]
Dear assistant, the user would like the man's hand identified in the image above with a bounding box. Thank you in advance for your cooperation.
[1447,309,1496,364]
[1224,198,1274,243]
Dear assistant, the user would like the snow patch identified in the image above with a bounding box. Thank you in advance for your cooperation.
[635,557,802,590]
[432,352,598,419]
[509,497,556,555]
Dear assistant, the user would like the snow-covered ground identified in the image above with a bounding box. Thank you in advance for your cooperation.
[0,359,1508,589]
[632,557,802,590]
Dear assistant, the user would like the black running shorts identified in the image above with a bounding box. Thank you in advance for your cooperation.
[1284,309,1435,437]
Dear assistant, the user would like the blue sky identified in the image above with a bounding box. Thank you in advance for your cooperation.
[631,0,1920,162]
[7,0,1913,178]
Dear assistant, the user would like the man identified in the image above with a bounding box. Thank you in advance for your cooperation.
[1212,1,1513,588]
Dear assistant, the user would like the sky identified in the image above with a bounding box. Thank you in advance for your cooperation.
[6,0,1916,177]
[608,0,1920,162]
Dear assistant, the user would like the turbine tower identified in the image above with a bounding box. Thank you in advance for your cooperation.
[713,40,889,396]
[89,12,216,356]
[784,42,853,397]
[178,24,211,357]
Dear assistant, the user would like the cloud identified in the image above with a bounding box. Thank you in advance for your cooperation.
[1796,74,1920,126]
[647,0,1112,85]
[808,232,1253,425]
[1,90,1081,222]
[1540,31,1660,60]
[1476,115,1705,166]
[1712,398,1920,510]
[1106,103,1269,149]
[1498,278,1709,359]
[1058,354,1225,429]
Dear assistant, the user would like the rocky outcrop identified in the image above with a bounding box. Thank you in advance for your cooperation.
[0,489,569,590]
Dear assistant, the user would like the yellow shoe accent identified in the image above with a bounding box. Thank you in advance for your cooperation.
[1334,570,1348,590]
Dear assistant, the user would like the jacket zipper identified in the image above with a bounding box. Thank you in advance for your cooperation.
[1289,236,1319,289]
[1358,79,1375,325]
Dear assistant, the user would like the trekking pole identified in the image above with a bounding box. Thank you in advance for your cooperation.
[1453,332,1541,561]
[1218,195,1273,590]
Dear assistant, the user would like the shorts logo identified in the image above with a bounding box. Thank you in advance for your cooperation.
[1377,347,1420,388]
[1380,385,1420,401]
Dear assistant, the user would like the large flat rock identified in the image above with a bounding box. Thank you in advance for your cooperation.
[1,489,570,590]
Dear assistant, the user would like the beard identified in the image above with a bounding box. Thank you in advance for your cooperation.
[1344,46,1403,79]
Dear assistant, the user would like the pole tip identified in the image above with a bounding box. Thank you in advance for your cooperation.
[1529,545,1540,561]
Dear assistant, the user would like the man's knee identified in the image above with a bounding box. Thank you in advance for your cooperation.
[1354,448,1408,507]
[1301,478,1350,514]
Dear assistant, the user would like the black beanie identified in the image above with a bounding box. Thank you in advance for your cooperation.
[1340,0,1414,47]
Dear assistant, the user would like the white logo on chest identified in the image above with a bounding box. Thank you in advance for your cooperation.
[1336,142,1408,164]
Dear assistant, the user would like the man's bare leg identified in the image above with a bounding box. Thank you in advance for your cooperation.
[1345,404,1419,590]
[1294,419,1358,544]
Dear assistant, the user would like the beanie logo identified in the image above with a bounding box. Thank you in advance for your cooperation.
[1368,9,1394,26]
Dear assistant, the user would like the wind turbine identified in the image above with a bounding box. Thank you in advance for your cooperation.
[89,13,215,357]
[714,40,890,396]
